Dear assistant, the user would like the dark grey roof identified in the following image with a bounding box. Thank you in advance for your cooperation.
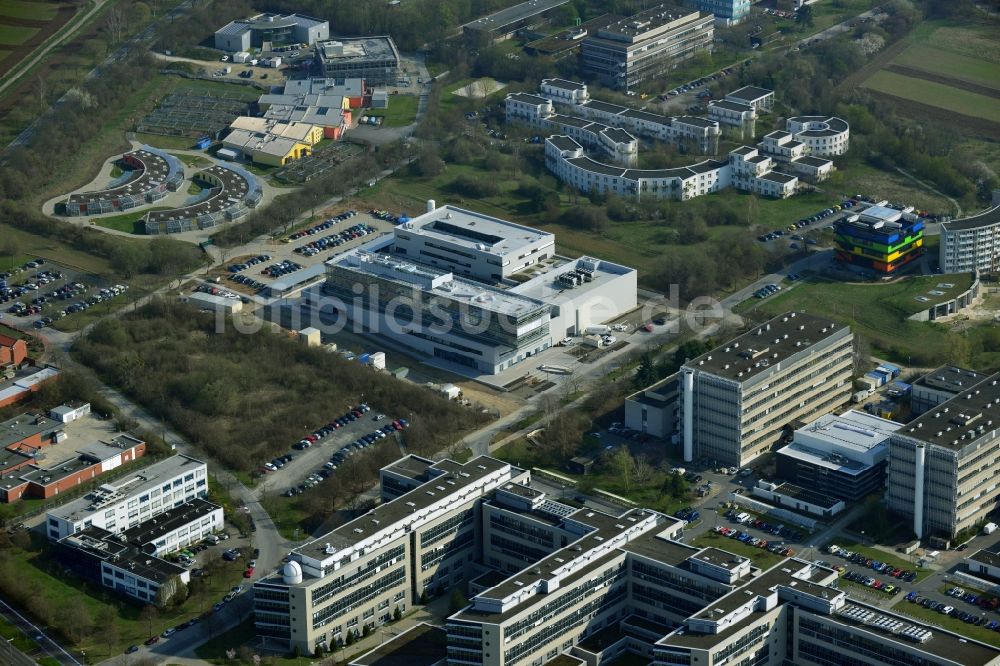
[673,116,717,129]
[547,135,582,151]
[620,109,671,126]
[567,157,627,177]
[726,86,773,103]
[758,171,797,184]
[507,92,551,106]
[123,498,221,548]
[542,78,586,91]
[684,312,846,381]
[709,99,754,113]
[941,205,1000,233]
[794,156,832,168]
[602,128,634,143]
[583,99,628,115]
[894,373,1000,450]
[687,159,727,174]
[463,0,571,32]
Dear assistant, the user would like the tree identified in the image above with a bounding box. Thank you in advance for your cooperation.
[449,588,468,613]
[1,235,19,270]
[633,352,657,389]
[611,447,634,493]
[798,5,814,28]
[63,596,94,643]
[392,606,402,621]
[416,151,445,177]
[139,604,158,637]
[99,606,120,656]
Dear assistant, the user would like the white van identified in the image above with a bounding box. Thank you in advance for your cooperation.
[735,512,750,524]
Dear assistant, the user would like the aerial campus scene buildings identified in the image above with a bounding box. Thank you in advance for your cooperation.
[1,0,1000,664]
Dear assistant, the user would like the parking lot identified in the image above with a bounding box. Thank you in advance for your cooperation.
[1,258,129,330]
[256,401,412,496]
[208,209,400,299]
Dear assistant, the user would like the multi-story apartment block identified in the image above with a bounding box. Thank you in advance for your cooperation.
[776,409,901,502]
[911,365,987,415]
[724,85,774,113]
[835,204,925,273]
[728,146,799,198]
[679,312,854,467]
[786,115,850,156]
[120,497,224,556]
[694,0,751,25]
[940,205,1000,274]
[887,372,1000,540]
[582,5,714,90]
[707,99,756,136]
[44,454,209,541]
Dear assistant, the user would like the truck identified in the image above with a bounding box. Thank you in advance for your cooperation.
[985,523,998,535]
[585,325,610,335]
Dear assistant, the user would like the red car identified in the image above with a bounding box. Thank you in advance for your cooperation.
[144,636,160,646]
[244,566,255,578]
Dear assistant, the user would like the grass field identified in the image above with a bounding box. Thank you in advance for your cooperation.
[93,208,171,235]
[0,223,114,275]
[691,532,784,571]
[919,22,1000,64]
[893,600,1000,648]
[863,70,1000,124]
[0,24,37,44]
[368,94,420,127]
[824,537,930,582]
[736,274,1000,367]
[0,0,60,19]
[171,153,211,167]
[892,44,1000,90]
[0,545,246,659]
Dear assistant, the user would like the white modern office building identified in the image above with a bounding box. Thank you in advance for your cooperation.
[725,85,774,112]
[939,205,1000,274]
[625,313,854,466]
[887,372,1000,540]
[393,203,556,281]
[45,454,209,541]
[308,204,637,375]
[581,5,714,89]
[214,13,329,52]
[776,409,902,501]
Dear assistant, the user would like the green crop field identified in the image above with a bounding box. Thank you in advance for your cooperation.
[863,70,1000,124]
[0,24,37,45]
[892,44,1000,91]
[919,22,1000,65]
[0,0,60,20]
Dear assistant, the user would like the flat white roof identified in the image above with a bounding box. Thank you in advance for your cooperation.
[330,249,548,318]
[510,256,635,304]
[859,205,903,224]
[400,205,553,256]
[795,409,901,451]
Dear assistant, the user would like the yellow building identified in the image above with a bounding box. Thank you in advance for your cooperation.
[223,117,324,166]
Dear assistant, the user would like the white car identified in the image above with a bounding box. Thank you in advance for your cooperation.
[560,337,573,346]
[602,335,617,346]
[221,55,229,62]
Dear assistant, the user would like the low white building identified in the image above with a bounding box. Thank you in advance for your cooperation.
[758,131,835,182]
[122,498,224,556]
[45,454,209,541]
[50,402,91,424]
[707,99,756,135]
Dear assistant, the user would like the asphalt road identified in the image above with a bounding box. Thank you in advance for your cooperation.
[0,596,80,666]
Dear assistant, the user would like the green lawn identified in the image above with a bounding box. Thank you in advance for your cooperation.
[368,94,420,127]
[0,0,60,20]
[0,223,114,275]
[863,70,1000,124]
[892,43,1000,90]
[893,600,1000,648]
[0,24,37,45]
[735,274,1000,367]
[823,537,931,582]
[0,49,10,63]
[171,153,211,167]
[691,532,785,571]
[918,21,1000,65]
[93,208,173,235]
[0,546,246,659]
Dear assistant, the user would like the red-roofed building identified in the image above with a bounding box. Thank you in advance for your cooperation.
[0,335,27,368]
